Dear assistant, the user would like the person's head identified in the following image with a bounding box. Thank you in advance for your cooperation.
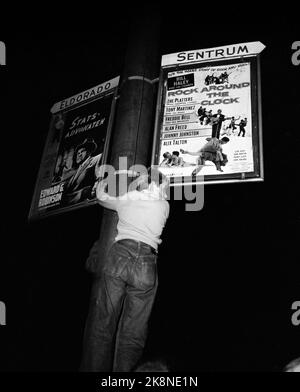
[220,136,230,144]
[217,109,222,114]
[76,147,89,165]
[283,357,300,372]
[137,167,169,199]
[163,152,171,159]
[74,138,97,166]
[172,151,180,157]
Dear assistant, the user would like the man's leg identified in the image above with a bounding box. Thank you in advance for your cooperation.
[212,123,218,138]
[216,124,222,139]
[221,153,228,166]
[191,155,204,177]
[214,161,223,171]
[113,255,158,372]
[212,152,223,172]
[80,262,127,371]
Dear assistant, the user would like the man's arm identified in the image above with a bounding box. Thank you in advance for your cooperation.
[96,179,119,211]
[180,148,200,156]
[178,157,184,166]
[92,153,103,177]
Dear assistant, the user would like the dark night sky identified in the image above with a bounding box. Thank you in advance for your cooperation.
[1,9,299,372]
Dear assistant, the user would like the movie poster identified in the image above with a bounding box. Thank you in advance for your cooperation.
[157,62,255,180]
[29,77,119,220]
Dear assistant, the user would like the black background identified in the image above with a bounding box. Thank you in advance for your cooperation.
[1,8,299,373]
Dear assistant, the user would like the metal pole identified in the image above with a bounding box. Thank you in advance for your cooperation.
[80,10,161,371]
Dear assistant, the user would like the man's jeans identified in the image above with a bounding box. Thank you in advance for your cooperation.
[80,239,158,372]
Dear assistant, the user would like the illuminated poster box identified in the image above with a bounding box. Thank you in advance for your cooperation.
[152,42,265,186]
[29,77,119,220]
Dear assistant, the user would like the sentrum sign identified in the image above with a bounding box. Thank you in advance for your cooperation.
[152,42,265,186]
[161,41,266,67]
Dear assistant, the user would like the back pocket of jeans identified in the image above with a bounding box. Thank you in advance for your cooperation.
[103,254,127,278]
[134,256,157,290]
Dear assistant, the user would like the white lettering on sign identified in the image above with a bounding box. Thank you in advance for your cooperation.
[292,301,300,326]
[0,41,5,65]
[0,301,6,325]
[51,76,120,113]
[291,41,300,66]
[162,42,266,67]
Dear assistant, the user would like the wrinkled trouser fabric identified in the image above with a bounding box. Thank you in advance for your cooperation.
[80,239,158,372]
